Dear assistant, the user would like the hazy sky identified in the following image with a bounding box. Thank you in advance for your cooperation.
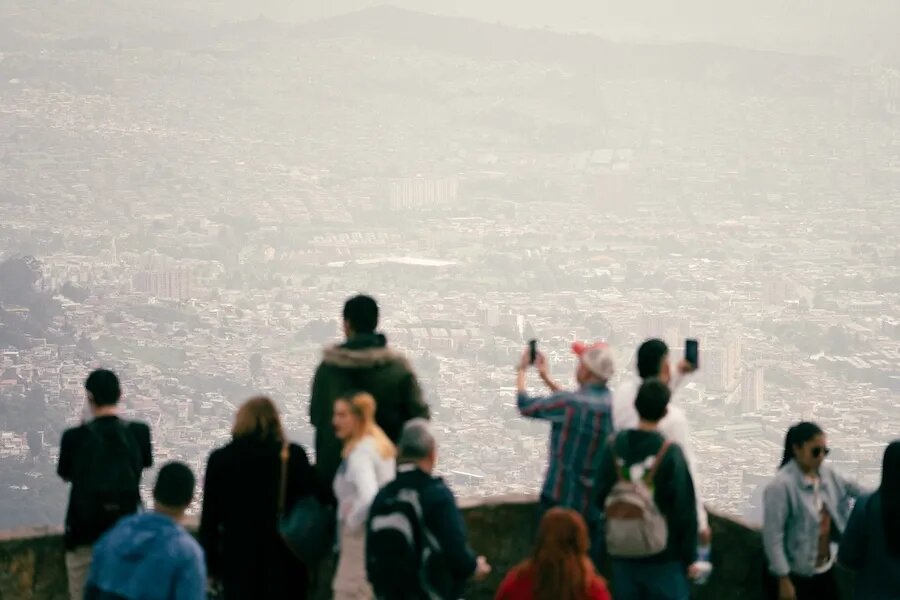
[190,0,900,62]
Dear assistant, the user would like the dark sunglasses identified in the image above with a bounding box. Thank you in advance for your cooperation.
[811,446,831,458]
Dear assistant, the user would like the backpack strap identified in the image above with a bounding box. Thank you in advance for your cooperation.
[643,440,672,485]
[277,444,289,519]
[606,434,625,481]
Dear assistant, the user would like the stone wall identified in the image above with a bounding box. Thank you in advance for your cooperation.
[0,497,854,600]
[0,525,69,600]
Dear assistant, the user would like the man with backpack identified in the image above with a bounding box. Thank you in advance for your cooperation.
[57,369,153,600]
[613,338,710,544]
[366,419,491,599]
[85,461,205,600]
[596,378,699,600]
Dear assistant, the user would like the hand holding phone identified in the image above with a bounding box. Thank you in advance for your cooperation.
[528,340,538,365]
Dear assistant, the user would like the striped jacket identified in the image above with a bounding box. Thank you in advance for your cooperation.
[517,383,613,521]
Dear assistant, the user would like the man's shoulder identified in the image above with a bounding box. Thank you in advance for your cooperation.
[421,474,453,499]
[125,420,151,436]
[380,469,448,499]
[321,342,412,372]
[767,467,795,491]
[174,526,204,562]
[660,439,687,462]
[61,423,87,443]
[418,476,458,516]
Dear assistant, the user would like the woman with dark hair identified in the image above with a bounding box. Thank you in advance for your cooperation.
[200,397,319,599]
[495,508,611,600]
[763,422,864,600]
[838,441,900,598]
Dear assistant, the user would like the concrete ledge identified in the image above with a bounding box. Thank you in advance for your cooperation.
[0,495,855,600]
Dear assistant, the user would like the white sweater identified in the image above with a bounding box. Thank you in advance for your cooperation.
[613,371,709,532]
[333,436,396,533]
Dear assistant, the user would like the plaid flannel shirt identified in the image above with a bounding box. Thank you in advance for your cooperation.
[517,383,613,521]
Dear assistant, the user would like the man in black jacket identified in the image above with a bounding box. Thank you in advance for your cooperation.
[310,294,430,492]
[57,369,153,600]
[367,419,490,599]
[596,378,699,600]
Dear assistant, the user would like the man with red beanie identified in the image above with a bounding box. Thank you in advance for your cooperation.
[516,340,616,569]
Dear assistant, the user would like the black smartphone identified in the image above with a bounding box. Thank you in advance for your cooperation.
[685,339,699,368]
[528,339,538,365]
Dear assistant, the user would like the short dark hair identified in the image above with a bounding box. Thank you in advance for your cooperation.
[153,462,195,508]
[85,369,121,407]
[343,295,379,334]
[635,378,670,422]
[637,339,669,379]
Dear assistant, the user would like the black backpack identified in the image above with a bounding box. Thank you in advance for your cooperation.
[75,420,142,534]
[366,479,443,600]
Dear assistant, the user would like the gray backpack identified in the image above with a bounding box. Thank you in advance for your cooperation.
[604,435,671,558]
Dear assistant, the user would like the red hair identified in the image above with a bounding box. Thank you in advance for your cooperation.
[517,508,597,600]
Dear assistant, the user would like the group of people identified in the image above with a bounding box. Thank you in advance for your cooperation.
[54,294,899,600]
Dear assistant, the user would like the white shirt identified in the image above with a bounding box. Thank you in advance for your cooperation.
[613,371,709,531]
[333,436,396,533]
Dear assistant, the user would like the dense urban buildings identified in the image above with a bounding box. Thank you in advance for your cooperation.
[0,0,898,530]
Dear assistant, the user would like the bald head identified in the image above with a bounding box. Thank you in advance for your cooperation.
[397,418,437,472]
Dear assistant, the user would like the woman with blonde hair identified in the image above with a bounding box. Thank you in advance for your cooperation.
[331,390,396,599]
[200,396,319,600]
[496,508,611,600]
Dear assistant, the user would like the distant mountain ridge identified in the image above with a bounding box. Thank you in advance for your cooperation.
[300,5,844,95]
[181,0,900,63]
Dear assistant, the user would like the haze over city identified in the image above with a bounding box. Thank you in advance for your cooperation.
[0,0,898,533]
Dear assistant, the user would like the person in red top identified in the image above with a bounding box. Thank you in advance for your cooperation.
[495,507,612,600]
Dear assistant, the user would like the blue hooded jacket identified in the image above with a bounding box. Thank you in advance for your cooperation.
[86,512,206,600]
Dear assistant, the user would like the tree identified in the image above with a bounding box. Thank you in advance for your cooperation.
[0,256,40,304]
[59,282,89,303]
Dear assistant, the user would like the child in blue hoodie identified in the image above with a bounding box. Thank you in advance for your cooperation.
[85,462,205,600]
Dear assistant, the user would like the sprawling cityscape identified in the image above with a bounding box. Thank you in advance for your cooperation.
[1,0,898,531]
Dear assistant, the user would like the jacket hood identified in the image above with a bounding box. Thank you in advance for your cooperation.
[322,343,411,370]
[111,513,182,563]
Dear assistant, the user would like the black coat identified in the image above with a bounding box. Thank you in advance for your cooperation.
[310,333,429,495]
[199,437,318,600]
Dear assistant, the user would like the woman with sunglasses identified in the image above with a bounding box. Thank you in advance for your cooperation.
[763,422,865,600]
[838,441,900,599]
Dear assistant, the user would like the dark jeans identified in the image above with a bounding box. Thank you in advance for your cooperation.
[765,568,839,600]
[611,559,690,600]
[535,497,606,572]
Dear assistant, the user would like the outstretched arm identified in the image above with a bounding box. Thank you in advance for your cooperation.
[516,352,568,421]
